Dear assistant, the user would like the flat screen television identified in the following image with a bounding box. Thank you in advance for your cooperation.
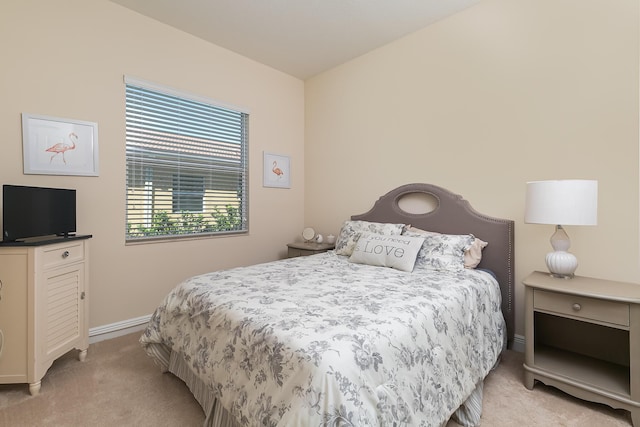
[2,185,76,242]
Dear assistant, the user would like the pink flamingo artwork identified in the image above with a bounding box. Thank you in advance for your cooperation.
[46,132,78,164]
[272,161,284,178]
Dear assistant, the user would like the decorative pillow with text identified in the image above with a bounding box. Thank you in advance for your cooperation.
[335,220,405,256]
[349,232,425,272]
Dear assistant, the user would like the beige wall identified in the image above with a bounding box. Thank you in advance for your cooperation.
[305,0,640,337]
[0,1,305,328]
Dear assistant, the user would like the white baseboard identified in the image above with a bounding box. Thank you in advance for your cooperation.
[511,334,525,353]
[89,314,151,344]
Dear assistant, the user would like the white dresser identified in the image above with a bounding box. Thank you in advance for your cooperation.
[0,236,90,395]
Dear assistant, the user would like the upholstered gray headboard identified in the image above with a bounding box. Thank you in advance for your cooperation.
[351,183,515,346]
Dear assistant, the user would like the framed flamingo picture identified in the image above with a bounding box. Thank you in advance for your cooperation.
[22,113,99,176]
[263,152,290,188]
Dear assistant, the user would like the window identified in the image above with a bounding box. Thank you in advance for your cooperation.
[125,77,248,241]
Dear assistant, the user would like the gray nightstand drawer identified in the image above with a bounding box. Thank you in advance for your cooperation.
[534,289,629,327]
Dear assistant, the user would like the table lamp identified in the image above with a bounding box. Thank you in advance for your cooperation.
[524,180,598,278]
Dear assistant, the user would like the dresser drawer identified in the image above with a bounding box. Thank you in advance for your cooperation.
[42,242,84,269]
[533,289,629,327]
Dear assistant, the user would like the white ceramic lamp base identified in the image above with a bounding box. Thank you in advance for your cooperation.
[545,250,578,278]
[546,225,578,278]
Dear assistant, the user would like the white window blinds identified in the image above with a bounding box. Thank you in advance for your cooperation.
[125,77,248,241]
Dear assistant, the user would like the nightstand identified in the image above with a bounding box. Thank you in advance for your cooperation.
[286,242,335,258]
[523,271,640,426]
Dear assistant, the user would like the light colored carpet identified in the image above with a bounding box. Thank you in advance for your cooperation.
[0,333,633,426]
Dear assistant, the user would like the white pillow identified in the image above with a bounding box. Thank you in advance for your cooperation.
[335,220,405,256]
[349,232,425,272]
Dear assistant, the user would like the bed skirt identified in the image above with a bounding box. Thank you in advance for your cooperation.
[169,350,241,427]
[165,349,488,427]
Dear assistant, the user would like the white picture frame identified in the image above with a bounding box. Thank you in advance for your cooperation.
[22,113,99,176]
[263,152,290,188]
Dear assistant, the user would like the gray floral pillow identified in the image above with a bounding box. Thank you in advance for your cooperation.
[403,228,474,272]
[335,220,405,256]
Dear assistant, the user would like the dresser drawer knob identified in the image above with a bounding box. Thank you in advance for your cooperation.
[62,251,70,259]
[572,303,582,311]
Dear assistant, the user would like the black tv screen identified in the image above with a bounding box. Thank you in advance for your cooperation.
[2,185,76,242]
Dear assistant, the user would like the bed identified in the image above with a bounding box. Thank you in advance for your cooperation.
[140,183,515,427]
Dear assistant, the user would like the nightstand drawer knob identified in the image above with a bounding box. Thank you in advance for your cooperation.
[572,303,582,311]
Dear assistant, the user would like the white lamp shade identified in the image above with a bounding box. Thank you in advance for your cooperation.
[525,180,598,226]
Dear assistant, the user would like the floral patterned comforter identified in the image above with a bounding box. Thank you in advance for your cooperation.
[140,251,505,427]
